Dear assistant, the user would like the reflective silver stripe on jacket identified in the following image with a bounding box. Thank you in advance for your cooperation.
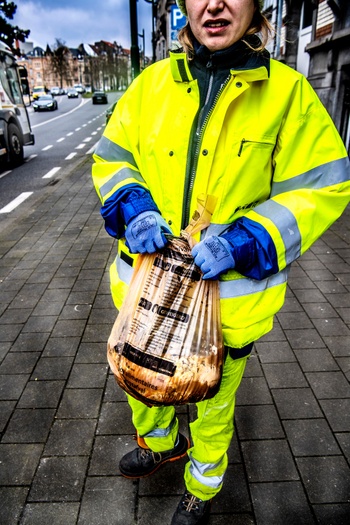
[95,136,138,168]
[189,452,224,489]
[254,200,301,263]
[116,255,133,284]
[116,253,289,297]
[271,156,350,197]
[100,167,145,199]
[219,267,289,299]
[142,416,176,439]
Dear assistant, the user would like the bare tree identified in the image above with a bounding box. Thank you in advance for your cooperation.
[46,39,71,88]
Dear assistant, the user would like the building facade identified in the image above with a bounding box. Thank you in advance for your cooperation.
[18,42,131,94]
[306,0,350,153]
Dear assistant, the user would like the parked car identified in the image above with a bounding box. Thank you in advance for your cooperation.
[50,86,64,96]
[32,94,58,112]
[106,101,118,124]
[74,83,86,94]
[67,88,79,98]
[92,90,108,104]
[32,85,48,100]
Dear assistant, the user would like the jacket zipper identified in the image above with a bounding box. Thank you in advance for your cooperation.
[182,74,231,229]
[238,138,273,157]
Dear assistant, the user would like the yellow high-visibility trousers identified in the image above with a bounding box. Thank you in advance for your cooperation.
[126,354,248,499]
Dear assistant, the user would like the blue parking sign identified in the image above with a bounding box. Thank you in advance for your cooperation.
[171,5,186,31]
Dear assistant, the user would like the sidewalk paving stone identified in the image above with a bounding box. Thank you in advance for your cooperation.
[296,455,350,503]
[282,418,342,456]
[28,456,89,502]
[0,158,349,524]
[250,482,315,525]
[313,504,350,525]
[271,388,323,419]
[319,398,350,431]
[0,444,43,484]
[0,488,29,525]
[241,440,299,482]
[21,503,80,525]
[2,408,55,442]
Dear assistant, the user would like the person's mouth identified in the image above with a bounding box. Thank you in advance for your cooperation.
[204,19,229,29]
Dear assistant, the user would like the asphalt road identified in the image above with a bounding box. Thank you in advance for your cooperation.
[0,92,122,225]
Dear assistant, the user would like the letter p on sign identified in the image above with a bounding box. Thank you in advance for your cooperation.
[171,6,186,30]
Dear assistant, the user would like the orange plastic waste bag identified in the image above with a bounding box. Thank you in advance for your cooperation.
[107,195,224,406]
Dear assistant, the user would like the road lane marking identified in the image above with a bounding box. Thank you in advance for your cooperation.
[31,98,90,129]
[66,132,73,136]
[86,141,100,155]
[42,167,61,179]
[83,137,92,142]
[25,154,37,162]
[75,127,81,131]
[65,152,77,160]
[42,145,53,151]
[0,170,12,180]
[75,144,86,149]
[0,192,33,213]
[57,137,65,142]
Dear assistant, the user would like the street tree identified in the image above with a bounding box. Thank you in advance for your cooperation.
[0,0,30,54]
[46,39,71,88]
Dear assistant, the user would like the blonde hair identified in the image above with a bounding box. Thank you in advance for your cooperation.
[177,6,274,59]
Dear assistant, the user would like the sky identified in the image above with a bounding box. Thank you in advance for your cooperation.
[13,0,154,56]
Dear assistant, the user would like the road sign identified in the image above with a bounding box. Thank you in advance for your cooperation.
[171,5,186,31]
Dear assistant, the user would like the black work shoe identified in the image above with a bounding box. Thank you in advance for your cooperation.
[119,433,189,478]
[171,491,212,525]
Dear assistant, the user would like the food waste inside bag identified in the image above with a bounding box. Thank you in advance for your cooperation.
[107,195,224,406]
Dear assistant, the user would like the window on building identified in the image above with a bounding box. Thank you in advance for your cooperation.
[302,0,314,29]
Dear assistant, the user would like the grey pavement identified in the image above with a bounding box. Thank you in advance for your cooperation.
[0,156,350,525]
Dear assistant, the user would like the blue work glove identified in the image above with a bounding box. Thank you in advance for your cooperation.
[192,235,235,280]
[125,211,172,254]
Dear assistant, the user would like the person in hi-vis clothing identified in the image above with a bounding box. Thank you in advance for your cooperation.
[92,1,350,523]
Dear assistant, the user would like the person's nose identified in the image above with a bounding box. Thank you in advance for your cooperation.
[206,0,225,14]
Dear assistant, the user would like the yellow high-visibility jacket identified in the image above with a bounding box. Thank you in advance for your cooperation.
[92,51,350,348]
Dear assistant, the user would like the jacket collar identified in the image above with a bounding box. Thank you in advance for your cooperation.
[170,36,270,83]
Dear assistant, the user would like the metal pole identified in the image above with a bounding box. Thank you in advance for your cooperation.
[151,0,156,63]
[144,0,156,63]
[129,0,140,78]
[138,29,145,68]
[275,0,283,59]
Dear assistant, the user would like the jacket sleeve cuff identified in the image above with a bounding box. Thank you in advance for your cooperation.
[221,227,256,269]
[121,191,160,225]
[100,184,159,239]
[221,217,279,280]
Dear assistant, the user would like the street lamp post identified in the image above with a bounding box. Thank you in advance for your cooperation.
[144,0,156,63]
[129,0,140,78]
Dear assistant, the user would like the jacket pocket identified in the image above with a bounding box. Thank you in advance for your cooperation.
[238,138,276,157]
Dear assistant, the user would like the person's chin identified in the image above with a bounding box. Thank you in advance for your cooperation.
[205,39,230,52]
